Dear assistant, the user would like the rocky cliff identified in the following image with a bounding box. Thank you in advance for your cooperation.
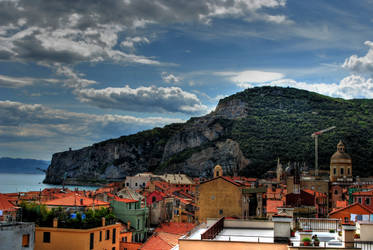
[44,86,373,184]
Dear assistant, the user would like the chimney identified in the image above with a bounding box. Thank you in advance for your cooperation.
[102,217,106,227]
[80,198,84,205]
[53,218,58,228]
[127,221,131,229]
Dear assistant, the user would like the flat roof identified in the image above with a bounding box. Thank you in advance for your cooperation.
[183,225,274,243]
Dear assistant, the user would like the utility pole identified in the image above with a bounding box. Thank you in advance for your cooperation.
[311,126,336,176]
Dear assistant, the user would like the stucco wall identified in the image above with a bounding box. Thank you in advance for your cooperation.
[35,224,120,250]
[197,178,242,222]
[0,222,35,250]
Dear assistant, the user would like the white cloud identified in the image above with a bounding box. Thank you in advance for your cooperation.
[236,75,373,99]
[76,85,208,114]
[216,70,285,86]
[121,36,150,49]
[161,72,181,84]
[343,41,373,75]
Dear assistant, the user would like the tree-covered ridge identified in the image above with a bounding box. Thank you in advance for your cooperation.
[225,87,373,177]
[45,86,373,184]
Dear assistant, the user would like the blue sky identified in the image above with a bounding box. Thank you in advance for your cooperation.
[1,0,373,160]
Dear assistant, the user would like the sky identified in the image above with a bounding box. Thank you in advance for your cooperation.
[1,0,373,160]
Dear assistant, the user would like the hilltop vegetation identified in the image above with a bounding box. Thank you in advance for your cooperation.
[45,87,373,184]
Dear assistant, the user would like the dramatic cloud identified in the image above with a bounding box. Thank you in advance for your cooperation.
[0,0,289,66]
[161,72,181,84]
[76,85,208,114]
[343,41,373,75]
[0,100,184,158]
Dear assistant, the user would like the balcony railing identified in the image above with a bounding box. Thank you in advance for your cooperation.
[201,217,224,240]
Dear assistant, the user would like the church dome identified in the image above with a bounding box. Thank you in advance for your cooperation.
[330,140,351,163]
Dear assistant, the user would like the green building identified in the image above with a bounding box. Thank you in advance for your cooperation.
[110,199,149,242]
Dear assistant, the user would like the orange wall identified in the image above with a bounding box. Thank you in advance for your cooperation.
[179,239,288,250]
[35,223,120,250]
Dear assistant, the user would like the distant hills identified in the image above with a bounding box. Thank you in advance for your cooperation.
[0,157,50,174]
[45,87,373,185]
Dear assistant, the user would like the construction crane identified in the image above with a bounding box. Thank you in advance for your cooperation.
[311,126,336,176]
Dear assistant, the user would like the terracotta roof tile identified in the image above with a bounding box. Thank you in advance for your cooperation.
[0,194,18,211]
[329,202,373,216]
[267,199,284,213]
[43,193,109,207]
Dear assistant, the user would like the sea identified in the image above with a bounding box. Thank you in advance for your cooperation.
[0,173,98,193]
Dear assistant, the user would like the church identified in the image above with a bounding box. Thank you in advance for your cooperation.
[329,140,354,209]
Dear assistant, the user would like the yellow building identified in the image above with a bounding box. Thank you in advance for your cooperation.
[35,218,120,250]
[329,140,353,182]
[196,176,244,222]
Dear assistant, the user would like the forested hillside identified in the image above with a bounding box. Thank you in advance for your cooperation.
[45,87,373,184]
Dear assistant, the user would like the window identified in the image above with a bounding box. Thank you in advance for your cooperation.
[219,209,223,215]
[135,183,138,186]
[22,234,30,247]
[112,228,116,244]
[137,218,140,229]
[100,231,102,241]
[333,168,336,175]
[90,233,94,250]
[112,247,116,250]
[348,168,351,175]
[366,198,371,205]
[126,182,129,186]
[344,217,349,223]
[152,196,156,203]
[341,168,344,175]
[43,232,50,243]
[122,236,127,242]
[358,197,362,204]
[106,230,110,240]
[334,190,338,195]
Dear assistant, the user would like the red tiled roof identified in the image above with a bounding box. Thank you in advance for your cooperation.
[114,197,138,203]
[154,222,195,235]
[142,223,195,250]
[43,193,109,207]
[141,232,177,250]
[303,189,327,197]
[0,194,18,211]
[352,190,373,196]
[267,199,284,213]
[329,202,373,216]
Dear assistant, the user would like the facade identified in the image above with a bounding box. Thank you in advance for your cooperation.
[0,222,35,250]
[110,199,149,242]
[352,190,373,210]
[35,220,120,250]
[196,176,244,222]
[125,173,153,191]
[329,202,373,223]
